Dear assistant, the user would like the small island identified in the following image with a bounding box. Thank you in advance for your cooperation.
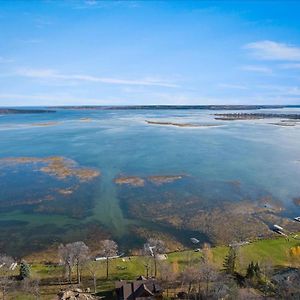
[146,120,222,127]
[214,113,300,121]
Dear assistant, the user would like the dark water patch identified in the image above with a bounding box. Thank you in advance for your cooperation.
[0,163,100,218]
[0,220,28,226]
[0,223,65,257]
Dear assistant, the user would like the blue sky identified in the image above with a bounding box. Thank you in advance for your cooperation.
[0,0,300,106]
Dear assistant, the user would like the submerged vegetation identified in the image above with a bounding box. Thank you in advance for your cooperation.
[114,174,185,187]
[0,156,100,181]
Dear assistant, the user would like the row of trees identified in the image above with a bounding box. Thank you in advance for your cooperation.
[58,239,118,292]
[57,238,166,287]
[150,243,299,299]
[0,237,167,298]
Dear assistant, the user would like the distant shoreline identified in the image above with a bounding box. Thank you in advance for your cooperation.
[47,105,298,110]
[1,105,300,112]
[0,108,56,114]
[215,112,300,120]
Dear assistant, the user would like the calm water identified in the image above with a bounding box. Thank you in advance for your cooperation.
[1,108,300,256]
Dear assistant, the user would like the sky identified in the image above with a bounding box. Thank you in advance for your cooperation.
[0,0,300,106]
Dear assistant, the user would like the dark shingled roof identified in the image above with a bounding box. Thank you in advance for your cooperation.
[115,277,163,300]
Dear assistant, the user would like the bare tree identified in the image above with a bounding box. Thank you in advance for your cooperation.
[179,266,198,298]
[58,241,89,284]
[144,238,166,277]
[22,278,40,300]
[159,261,177,298]
[0,276,14,300]
[141,247,153,278]
[85,259,98,293]
[199,260,217,298]
[98,240,118,279]
[0,254,15,300]
[260,259,273,298]
[213,273,239,300]
[199,243,217,298]
[72,241,89,284]
[275,273,300,299]
[58,243,76,283]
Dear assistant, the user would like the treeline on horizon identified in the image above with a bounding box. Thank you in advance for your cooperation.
[2,105,300,110]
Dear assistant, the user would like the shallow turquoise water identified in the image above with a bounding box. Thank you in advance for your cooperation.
[1,108,300,255]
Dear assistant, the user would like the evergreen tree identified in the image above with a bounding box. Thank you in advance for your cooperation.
[223,246,237,275]
[246,261,255,279]
[254,262,261,277]
[19,261,31,280]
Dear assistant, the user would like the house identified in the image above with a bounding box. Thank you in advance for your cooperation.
[115,276,163,300]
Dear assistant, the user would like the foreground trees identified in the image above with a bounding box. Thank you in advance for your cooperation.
[72,241,89,284]
[199,243,217,297]
[58,241,89,284]
[98,240,118,279]
[85,260,98,293]
[21,278,40,300]
[144,238,166,277]
[223,246,237,275]
[19,261,31,280]
[0,254,15,300]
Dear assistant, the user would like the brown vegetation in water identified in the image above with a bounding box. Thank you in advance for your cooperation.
[270,122,296,127]
[31,122,59,127]
[122,189,293,245]
[79,118,92,122]
[114,176,145,187]
[114,174,185,187]
[146,120,223,127]
[148,175,183,185]
[130,225,185,253]
[0,156,100,181]
[56,188,74,195]
[293,198,300,206]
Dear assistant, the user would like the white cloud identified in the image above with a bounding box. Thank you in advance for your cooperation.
[218,83,248,90]
[0,93,123,106]
[15,68,179,88]
[73,0,140,10]
[240,65,272,74]
[257,85,300,96]
[279,63,300,69]
[244,40,300,61]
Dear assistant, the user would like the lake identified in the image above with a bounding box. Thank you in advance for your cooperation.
[1,107,300,256]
